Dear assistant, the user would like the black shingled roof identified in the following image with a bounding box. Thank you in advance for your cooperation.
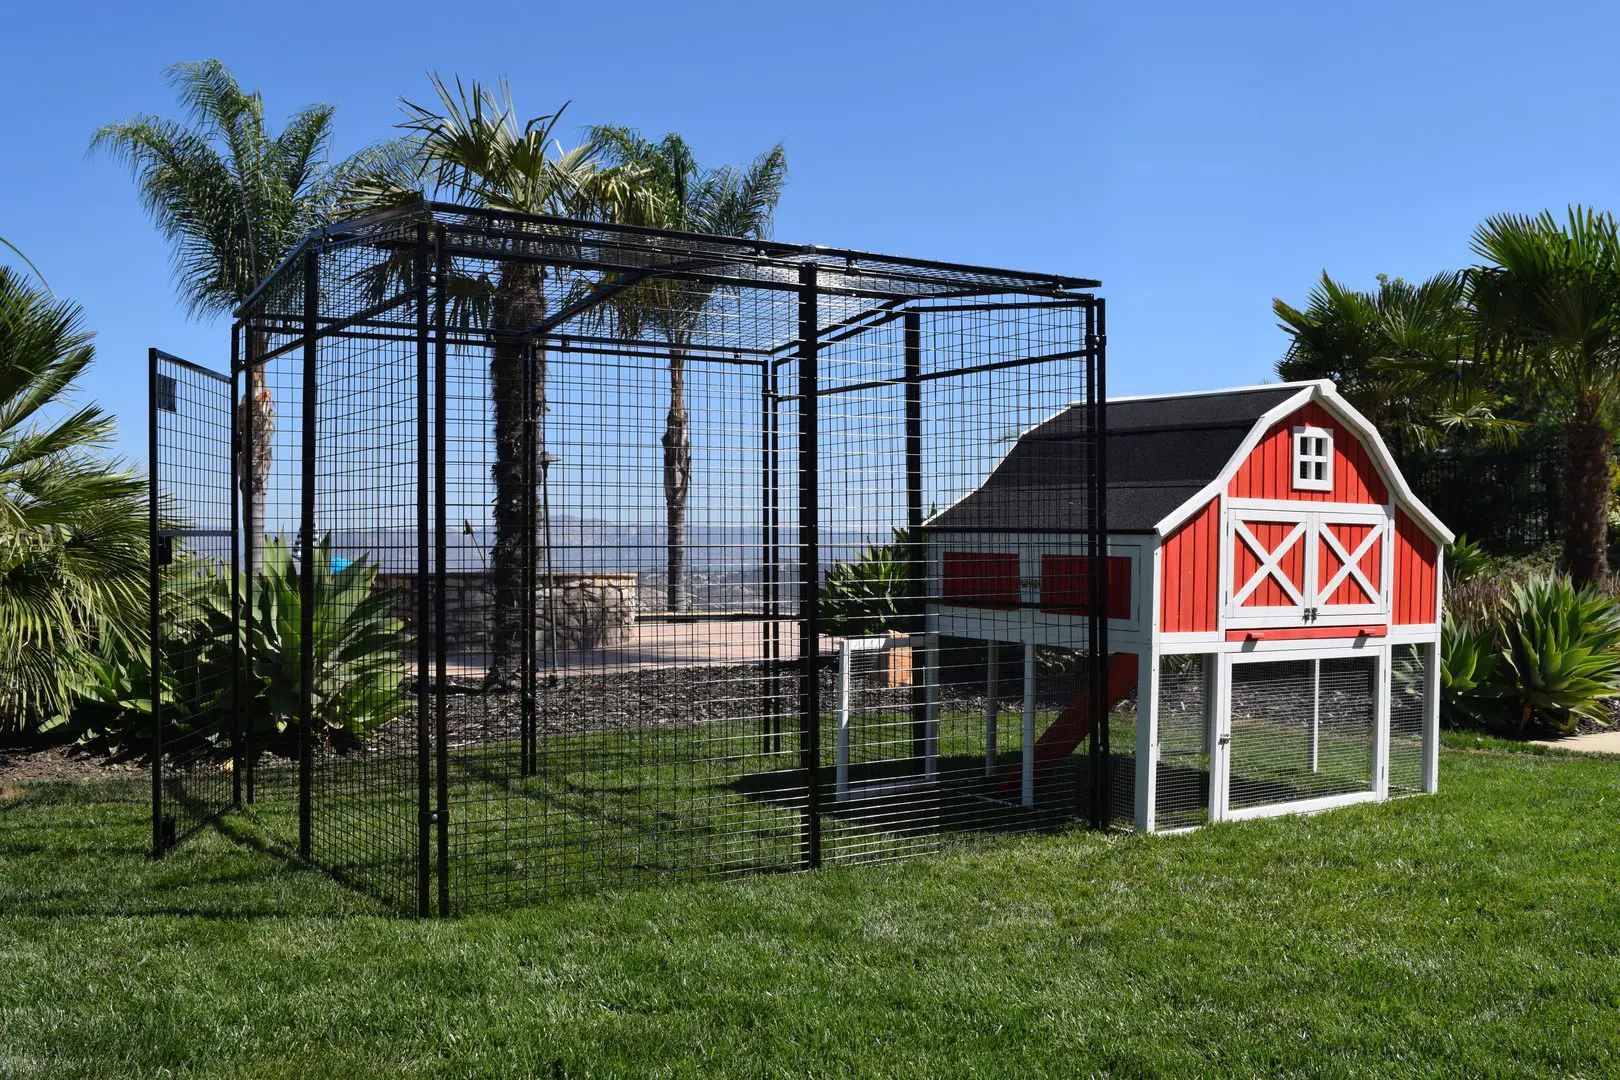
[926,385,1304,535]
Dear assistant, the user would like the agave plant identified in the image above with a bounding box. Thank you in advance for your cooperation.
[1496,575,1620,735]
[248,535,412,741]
[1444,534,1490,585]
[820,527,919,639]
[1438,612,1507,728]
[72,535,411,748]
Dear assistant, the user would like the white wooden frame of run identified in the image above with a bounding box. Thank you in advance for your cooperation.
[1134,638,1441,832]
[833,634,942,804]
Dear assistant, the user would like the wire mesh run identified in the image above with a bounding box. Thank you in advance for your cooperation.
[1155,654,1212,830]
[191,203,1108,914]
[149,350,239,854]
[1389,643,1428,796]
[1228,656,1376,812]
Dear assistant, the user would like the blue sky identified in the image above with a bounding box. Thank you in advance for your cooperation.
[2,0,1617,465]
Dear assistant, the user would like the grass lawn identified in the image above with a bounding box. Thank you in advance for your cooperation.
[3,735,1618,1077]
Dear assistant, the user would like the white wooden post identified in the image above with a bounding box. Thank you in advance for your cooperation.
[1210,654,1232,822]
[1135,648,1157,832]
[1021,643,1037,809]
[985,645,1000,777]
[835,638,852,802]
[1422,639,1440,794]
[1309,658,1321,774]
[923,631,940,782]
[1373,644,1392,800]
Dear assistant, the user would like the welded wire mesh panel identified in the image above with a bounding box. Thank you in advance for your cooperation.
[1389,643,1428,795]
[302,231,426,911]
[815,296,1105,856]
[1155,654,1211,829]
[1228,656,1376,811]
[432,255,810,911]
[151,351,237,852]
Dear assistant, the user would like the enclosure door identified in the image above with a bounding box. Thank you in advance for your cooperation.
[1217,647,1386,821]
[148,349,240,856]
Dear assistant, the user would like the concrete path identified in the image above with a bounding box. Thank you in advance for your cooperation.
[1529,730,1620,754]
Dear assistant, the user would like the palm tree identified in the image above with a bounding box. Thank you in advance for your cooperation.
[1468,206,1620,586]
[1274,271,1518,457]
[93,59,389,572]
[587,128,787,612]
[0,267,148,734]
[349,75,652,685]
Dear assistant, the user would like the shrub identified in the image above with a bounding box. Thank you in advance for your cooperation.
[0,268,148,737]
[71,535,412,751]
[1444,534,1489,585]
[1440,573,1620,737]
[1439,613,1507,728]
[820,527,919,638]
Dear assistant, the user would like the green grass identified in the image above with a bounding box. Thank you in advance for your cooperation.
[4,740,1619,1078]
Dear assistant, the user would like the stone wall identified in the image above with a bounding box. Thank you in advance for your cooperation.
[377,571,638,654]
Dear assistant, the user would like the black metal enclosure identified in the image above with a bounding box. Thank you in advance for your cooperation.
[150,204,1108,914]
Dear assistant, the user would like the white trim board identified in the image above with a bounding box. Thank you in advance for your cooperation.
[1151,383,1453,545]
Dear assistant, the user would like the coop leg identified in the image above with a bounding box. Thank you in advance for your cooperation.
[985,645,999,777]
[1022,643,1036,809]
[836,638,852,801]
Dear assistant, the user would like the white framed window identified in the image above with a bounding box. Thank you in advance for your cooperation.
[1292,425,1333,492]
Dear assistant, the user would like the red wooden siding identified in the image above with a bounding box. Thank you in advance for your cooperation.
[1317,521,1383,606]
[1160,498,1220,632]
[941,552,1021,609]
[1393,510,1440,625]
[1227,402,1388,504]
[1039,555,1132,618]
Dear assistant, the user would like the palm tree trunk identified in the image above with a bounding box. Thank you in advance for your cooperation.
[1563,402,1611,587]
[238,329,272,577]
[663,341,692,613]
[488,264,547,688]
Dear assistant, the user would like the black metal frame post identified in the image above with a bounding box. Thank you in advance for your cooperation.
[904,310,927,765]
[521,342,539,778]
[1085,298,1110,829]
[798,265,822,870]
[414,225,433,917]
[148,348,165,859]
[240,320,257,806]
[298,252,319,860]
[761,363,780,754]
[229,326,243,809]
[433,227,452,917]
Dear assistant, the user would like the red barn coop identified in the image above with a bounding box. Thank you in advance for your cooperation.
[923,379,1450,831]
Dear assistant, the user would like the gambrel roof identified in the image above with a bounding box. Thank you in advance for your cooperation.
[925,381,1453,542]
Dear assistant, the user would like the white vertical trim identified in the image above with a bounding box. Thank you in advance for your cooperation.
[1135,648,1158,832]
[1373,643,1392,800]
[1211,653,1233,822]
[1021,644,1037,809]
[984,646,1000,777]
[1422,639,1440,793]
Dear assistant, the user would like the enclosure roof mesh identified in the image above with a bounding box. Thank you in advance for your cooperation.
[238,202,1099,328]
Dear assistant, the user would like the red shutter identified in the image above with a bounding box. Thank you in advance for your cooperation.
[1039,555,1132,618]
[941,552,1021,608]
